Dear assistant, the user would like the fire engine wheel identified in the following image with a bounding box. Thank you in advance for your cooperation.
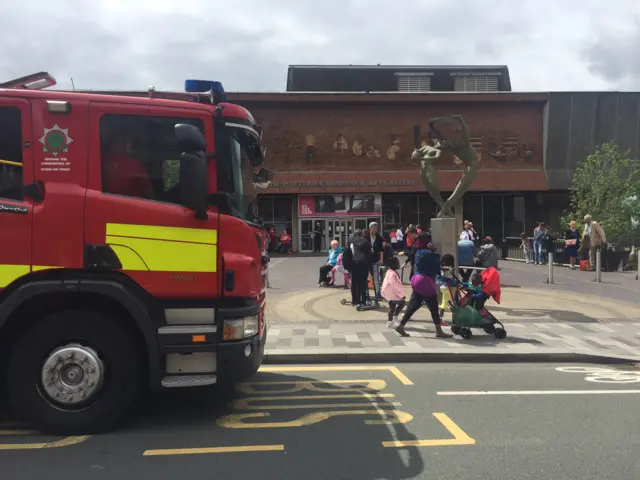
[7,309,143,436]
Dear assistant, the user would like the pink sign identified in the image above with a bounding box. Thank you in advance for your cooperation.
[299,197,316,216]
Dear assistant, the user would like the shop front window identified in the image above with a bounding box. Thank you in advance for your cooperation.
[504,195,525,238]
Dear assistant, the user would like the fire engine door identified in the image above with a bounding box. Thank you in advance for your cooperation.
[0,98,34,290]
[84,103,219,298]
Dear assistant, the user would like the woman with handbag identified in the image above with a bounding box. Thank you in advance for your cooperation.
[565,220,581,270]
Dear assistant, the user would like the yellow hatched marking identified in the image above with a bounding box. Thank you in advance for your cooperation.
[231,393,398,410]
[0,435,90,451]
[143,444,284,456]
[259,365,414,386]
[107,223,217,245]
[236,379,387,394]
[382,413,476,448]
[217,410,413,429]
[0,430,37,435]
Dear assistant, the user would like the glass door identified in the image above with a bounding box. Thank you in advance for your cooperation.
[327,219,349,249]
[299,219,314,252]
[354,218,368,232]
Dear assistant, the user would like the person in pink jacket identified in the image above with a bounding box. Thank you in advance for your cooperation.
[382,257,406,328]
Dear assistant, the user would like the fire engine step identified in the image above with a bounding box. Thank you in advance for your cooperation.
[161,375,217,388]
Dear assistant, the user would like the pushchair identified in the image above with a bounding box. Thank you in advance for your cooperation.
[446,267,506,340]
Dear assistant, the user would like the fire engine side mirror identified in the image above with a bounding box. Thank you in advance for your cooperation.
[175,123,206,152]
[179,152,208,220]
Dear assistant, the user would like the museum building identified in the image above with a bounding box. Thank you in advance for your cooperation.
[227,65,640,252]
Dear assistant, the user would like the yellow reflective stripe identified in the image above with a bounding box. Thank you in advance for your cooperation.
[31,266,63,272]
[106,224,217,245]
[0,265,64,288]
[109,245,149,271]
[106,237,217,272]
[0,265,30,288]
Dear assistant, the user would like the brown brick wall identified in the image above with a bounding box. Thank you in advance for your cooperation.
[242,98,547,193]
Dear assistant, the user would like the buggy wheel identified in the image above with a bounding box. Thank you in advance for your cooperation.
[483,325,496,335]
[494,328,507,339]
[451,325,462,335]
[365,298,374,306]
[340,299,347,305]
[356,305,364,311]
[460,328,472,340]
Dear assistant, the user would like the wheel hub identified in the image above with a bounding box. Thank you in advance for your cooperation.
[40,344,104,406]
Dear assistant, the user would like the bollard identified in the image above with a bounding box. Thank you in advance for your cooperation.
[547,252,554,284]
[595,248,602,283]
[637,249,639,281]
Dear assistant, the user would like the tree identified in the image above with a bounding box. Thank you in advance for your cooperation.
[563,142,640,247]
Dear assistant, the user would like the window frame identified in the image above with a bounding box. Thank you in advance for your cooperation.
[0,105,25,202]
[98,112,205,207]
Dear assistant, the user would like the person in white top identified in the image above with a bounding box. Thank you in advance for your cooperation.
[396,226,405,250]
[460,221,472,241]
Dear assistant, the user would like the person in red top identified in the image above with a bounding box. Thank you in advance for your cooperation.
[103,135,154,199]
[279,229,292,254]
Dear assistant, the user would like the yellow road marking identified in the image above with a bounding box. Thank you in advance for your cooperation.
[0,430,37,435]
[236,379,387,394]
[382,413,476,448]
[231,393,396,410]
[217,409,413,429]
[0,435,90,451]
[143,444,285,456]
[259,366,413,386]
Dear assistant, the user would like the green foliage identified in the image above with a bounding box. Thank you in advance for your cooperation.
[562,142,640,246]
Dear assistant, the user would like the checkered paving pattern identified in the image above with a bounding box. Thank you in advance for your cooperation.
[265,322,640,357]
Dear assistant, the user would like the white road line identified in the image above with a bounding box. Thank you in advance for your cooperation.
[438,390,640,396]
[532,332,557,341]
[554,324,573,329]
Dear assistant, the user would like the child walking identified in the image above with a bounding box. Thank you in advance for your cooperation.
[381,256,405,328]
[437,254,458,325]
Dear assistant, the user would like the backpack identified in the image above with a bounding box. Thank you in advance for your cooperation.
[342,245,354,271]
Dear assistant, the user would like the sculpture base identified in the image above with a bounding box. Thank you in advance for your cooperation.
[431,217,458,267]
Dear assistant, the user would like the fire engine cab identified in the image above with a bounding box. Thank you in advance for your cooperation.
[0,72,270,435]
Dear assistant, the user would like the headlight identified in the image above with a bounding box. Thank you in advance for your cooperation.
[223,315,259,341]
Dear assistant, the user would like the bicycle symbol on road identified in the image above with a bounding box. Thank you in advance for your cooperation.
[556,366,640,384]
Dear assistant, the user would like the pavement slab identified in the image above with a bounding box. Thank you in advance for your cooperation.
[264,321,640,361]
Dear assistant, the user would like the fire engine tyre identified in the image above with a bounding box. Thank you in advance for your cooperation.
[7,310,143,436]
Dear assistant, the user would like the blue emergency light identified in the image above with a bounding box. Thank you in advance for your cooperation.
[185,79,226,103]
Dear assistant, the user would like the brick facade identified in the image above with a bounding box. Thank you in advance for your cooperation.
[229,92,549,194]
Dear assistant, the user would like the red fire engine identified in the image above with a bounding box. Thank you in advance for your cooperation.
[0,73,270,434]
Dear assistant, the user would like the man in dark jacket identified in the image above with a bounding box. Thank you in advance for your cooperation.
[350,230,372,307]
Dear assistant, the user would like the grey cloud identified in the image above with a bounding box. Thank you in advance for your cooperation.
[583,18,640,89]
[0,0,634,91]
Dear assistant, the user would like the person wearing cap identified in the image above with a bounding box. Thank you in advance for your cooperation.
[369,222,384,301]
[582,214,606,270]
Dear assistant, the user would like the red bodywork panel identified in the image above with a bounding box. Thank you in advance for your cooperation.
[0,87,266,305]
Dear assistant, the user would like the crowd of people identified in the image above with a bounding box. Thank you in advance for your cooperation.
[519,214,606,271]
[313,221,501,339]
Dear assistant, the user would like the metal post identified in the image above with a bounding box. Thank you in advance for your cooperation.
[595,248,602,283]
[547,252,554,284]
[636,248,639,281]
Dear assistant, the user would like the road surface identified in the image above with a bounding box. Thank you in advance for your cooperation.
[1,363,639,480]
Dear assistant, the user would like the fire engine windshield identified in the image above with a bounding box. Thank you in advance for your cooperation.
[216,125,259,223]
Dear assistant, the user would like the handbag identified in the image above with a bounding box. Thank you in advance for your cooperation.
[565,239,577,247]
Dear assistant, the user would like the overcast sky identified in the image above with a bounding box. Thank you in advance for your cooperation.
[1,0,639,92]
